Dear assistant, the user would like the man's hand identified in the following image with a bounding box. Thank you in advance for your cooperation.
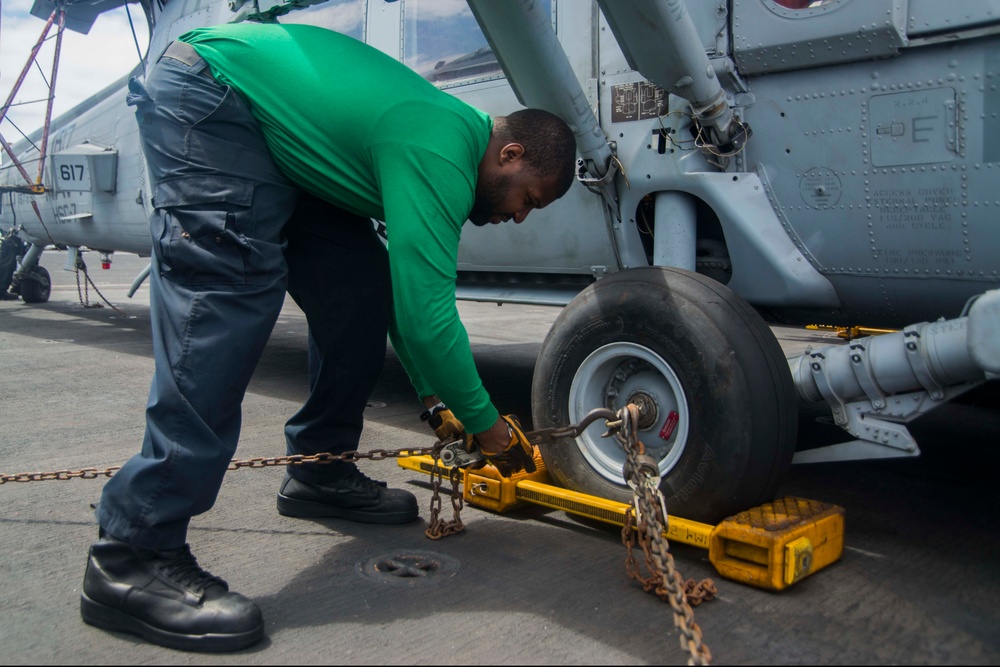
[473,415,536,478]
[421,396,465,441]
[427,407,464,442]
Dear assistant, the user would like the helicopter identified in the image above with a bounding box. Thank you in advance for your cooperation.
[1,0,997,522]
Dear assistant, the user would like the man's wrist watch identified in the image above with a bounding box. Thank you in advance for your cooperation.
[420,402,447,422]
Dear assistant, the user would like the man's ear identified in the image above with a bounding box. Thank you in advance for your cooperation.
[499,142,525,165]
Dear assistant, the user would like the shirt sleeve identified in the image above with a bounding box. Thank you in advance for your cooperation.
[373,142,499,434]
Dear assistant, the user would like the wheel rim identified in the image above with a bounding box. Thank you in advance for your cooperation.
[567,342,690,485]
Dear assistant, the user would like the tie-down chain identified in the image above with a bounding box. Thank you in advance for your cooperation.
[0,405,714,664]
[421,405,715,665]
[616,403,715,666]
[0,407,618,486]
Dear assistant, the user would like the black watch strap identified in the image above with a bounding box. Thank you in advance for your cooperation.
[420,402,447,422]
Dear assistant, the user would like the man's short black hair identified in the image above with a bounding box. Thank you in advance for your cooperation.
[494,108,577,196]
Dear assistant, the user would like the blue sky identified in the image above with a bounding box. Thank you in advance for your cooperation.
[0,0,148,140]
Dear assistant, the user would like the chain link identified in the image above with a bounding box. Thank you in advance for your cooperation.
[424,457,465,540]
[527,407,618,444]
[0,447,437,485]
[74,258,129,316]
[226,446,437,471]
[617,403,715,666]
[0,466,122,483]
[75,264,99,309]
[0,408,621,484]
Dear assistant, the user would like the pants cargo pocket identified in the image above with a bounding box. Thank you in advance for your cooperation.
[151,174,256,285]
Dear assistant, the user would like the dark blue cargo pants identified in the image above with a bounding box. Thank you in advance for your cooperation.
[96,45,391,550]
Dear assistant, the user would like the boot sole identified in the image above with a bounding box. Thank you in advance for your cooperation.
[276,493,418,524]
[80,593,263,653]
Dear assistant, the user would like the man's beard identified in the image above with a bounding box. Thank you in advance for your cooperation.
[468,171,512,226]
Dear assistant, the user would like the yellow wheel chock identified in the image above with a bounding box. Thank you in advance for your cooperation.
[398,449,844,591]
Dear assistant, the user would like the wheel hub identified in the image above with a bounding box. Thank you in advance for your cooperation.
[568,342,690,485]
[625,391,659,430]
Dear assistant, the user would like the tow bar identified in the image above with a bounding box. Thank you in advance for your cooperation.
[399,447,844,592]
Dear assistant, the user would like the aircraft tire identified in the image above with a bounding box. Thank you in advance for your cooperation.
[19,266,51,304]
[530,266,797,523]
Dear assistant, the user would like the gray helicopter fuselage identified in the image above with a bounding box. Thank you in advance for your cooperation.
[3,0,997,329]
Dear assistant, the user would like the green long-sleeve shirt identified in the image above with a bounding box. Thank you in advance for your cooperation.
[181,23,499,433]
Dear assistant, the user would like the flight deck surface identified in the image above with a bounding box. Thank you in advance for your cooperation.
[1,252,998,665]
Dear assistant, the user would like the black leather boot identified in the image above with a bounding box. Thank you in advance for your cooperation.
[80,535,263,652]
[277,466,418,524]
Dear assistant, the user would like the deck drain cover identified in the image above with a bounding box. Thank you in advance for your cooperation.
[358,549,460,586]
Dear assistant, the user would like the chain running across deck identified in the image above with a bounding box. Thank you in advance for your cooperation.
[0,406,714,664]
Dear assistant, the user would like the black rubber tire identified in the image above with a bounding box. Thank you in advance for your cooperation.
[19,266,51,304]
[531,267,797,523]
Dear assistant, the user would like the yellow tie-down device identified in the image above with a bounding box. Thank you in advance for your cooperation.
[398,450,844,591]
